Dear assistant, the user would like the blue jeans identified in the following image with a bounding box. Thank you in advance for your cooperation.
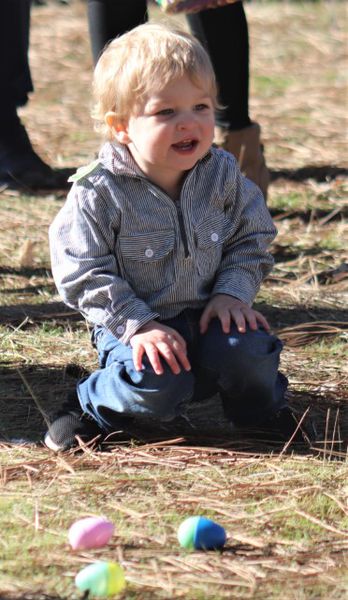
[77,309,288,431]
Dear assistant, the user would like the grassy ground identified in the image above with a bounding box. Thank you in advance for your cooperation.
[0,1,347,598]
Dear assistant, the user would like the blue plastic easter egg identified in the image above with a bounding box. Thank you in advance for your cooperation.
[177,516,226,550]
[75,561,126,597]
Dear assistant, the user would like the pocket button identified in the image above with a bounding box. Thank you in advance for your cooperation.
[211,233,219,242]
[145,248,154,258]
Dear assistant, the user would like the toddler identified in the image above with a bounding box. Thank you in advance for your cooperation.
[46,23,311,451]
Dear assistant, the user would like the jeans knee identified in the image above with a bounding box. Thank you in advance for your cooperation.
[137,366,194,419]
[227,330,282,375]
[214,330,283,395]
[78,363,195,425]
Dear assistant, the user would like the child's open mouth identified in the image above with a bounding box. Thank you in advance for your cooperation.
[172,139,198,153]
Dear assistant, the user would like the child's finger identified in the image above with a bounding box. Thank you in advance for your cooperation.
[218,308,231,334]
[199,307,211,333]
[144,343,164,375]
[132,343,145,371]
[159,341,191,373]
[244,310,258,331]
[157,342,181,374]
[255,311,271,330]
[172,341,191,371]
[172,331,187,351]
[230,309,247,333]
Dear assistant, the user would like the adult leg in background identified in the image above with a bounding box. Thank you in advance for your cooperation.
[187,1,270,198]
[0,0,72,190]
[87,0,148,64]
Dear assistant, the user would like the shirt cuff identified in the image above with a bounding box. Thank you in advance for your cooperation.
[212,274,258,307]
[104,300,159,345]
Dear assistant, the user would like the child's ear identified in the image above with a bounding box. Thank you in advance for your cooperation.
[105,112,130,144]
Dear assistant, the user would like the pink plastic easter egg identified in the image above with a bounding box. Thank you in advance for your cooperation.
[68,517,114,550]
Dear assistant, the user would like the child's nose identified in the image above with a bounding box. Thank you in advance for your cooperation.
[177,112,196,130]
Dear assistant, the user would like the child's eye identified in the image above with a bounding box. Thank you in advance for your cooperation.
[155,108,174,116]
[194,103,210,111]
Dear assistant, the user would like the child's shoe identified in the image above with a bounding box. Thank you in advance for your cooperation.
[262,407,317,445]
[44,394,104,452]
[240,407,317,447]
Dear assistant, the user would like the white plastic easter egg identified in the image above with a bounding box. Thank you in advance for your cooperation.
[68,517,114,550]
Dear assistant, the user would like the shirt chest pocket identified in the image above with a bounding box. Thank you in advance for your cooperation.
[118,230,175,296]
[194,214,226,277]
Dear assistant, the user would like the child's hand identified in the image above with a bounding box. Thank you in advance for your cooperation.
[130,321,191,375]
[200,294,270,334]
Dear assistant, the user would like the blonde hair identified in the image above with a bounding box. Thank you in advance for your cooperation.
[92,22,218,139]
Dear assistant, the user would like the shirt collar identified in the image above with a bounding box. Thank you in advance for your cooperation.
[99,142,213,179]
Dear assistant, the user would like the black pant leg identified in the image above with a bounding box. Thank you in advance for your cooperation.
[87,0,148,65]
[0,0,33,114]
[187,1,251,130]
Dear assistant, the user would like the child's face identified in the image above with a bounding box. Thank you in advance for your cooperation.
[114,74,215,195]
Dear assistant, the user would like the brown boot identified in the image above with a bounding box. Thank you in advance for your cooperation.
[214,122,270,200]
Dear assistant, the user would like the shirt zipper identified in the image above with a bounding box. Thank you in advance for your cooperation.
[175,200,190,258]
[145,181,191,260]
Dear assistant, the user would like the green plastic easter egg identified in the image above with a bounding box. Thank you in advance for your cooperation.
[178,516,227,550]
[75,561,126,596]
[177,516,200,549]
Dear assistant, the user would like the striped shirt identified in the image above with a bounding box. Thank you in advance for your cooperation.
[49,143,277,345]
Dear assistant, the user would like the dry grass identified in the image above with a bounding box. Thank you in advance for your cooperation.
[0,1,347,598]
[1,444,348,599]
